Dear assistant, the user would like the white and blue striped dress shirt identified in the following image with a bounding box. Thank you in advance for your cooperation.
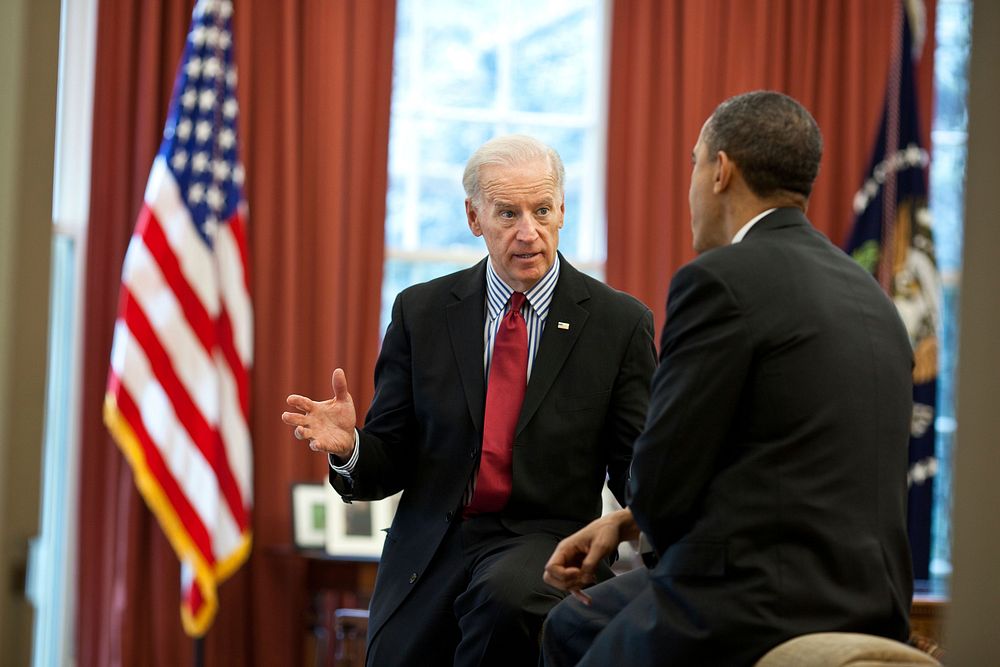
[483,255,559,380]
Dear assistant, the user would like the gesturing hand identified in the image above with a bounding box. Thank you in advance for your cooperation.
[543,509,639,605]
[282,368,358,460]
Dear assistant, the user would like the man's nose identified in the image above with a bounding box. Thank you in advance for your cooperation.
[514,214,540,240]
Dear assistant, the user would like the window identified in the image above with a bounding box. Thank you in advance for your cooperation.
[382,0,610,331]
[928,0,972,595]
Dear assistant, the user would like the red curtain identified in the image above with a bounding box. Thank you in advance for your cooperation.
[605,0,936,332]
[75,1,395,664]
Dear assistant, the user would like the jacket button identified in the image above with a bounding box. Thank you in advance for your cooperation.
[409,572,418,584]
[469,449,476,458]
[446,511,453,522]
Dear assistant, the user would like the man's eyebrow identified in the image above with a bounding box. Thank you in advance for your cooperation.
[491,195,556,209]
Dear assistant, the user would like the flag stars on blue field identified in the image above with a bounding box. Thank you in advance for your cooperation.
[198,89,216,112]
[204,216,219,242]
[175,119,191,141]
[217,128,235,150]
[202,57,222,80]
[171,150,188,172]
[191,151,210,174]
[181,88,197,111]
[195,120,212,143]
[188,182,205,204]
[212,159,230,181]
[206,184,225,211]
[157,0,242,245]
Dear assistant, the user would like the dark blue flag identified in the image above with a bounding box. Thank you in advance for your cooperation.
[845,1,940,581]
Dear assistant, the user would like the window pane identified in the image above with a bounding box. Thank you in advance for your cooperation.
[508,3,595,114]
[418,119,495,169]
[927,0,972,594]
[417,176,477,248]
[416,3,502,108]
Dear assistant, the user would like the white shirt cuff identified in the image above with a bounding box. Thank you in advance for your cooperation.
[329,429,360,478]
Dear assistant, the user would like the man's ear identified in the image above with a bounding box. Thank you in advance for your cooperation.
[466,199,483,236]
[714,151,734,194]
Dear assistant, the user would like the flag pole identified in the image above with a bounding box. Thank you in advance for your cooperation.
[194,636,204,667]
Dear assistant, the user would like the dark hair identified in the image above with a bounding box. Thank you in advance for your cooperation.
[704,91,823,198]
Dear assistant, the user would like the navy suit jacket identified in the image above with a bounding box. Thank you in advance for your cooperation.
[625,208,914,665]
[332,253,657,641]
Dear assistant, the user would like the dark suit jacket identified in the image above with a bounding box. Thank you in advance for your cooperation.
[332,253,656,641]
[628,208,914,665]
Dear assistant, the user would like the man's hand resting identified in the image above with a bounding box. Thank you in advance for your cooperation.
[543,508,641,605]
[282,368,358,460]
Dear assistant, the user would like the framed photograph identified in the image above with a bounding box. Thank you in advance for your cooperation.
[325,487,402,559]
[291,482,329,550]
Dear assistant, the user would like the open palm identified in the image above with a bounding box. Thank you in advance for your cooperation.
[282,368,357,458]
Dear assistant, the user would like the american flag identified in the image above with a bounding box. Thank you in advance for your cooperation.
[103,0,253,637]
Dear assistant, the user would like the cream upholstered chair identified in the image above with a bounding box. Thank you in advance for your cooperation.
[754,633,943,667]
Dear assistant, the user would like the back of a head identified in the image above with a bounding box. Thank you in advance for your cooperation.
[463,134,565,208]
[704,91,823,200]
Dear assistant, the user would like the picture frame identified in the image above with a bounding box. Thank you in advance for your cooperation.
[325,486,402,559]
[291,482,329,550]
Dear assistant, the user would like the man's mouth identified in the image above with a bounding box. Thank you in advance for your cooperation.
[513,252,538,260]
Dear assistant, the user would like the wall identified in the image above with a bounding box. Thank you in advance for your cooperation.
[944,0,1000,661]
[0,0,60,663]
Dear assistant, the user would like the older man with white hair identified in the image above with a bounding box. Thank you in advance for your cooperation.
[283,134,657,666]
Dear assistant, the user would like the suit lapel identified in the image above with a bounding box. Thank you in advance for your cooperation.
[446,260,487,435]
[516,258,589,434]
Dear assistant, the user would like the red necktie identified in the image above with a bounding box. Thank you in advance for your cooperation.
[466,292,528,515]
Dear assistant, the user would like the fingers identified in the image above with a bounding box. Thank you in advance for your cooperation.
[331,368,350,400]
[281,411,310,427]
[580,537,614,573]
[544,539,576,572]
[544,563,595,601]
[544,541,592,592]
[286,394,315,411]
[543,563,577,590]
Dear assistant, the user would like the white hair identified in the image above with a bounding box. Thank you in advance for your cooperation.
[462,134,565,209]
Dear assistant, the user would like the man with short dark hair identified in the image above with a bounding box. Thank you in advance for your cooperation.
[283,134,657,666]
[541,91,914,666]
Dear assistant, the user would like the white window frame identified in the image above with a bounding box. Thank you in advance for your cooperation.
[27,0,97,664]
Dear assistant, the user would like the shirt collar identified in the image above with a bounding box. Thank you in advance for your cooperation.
[485,254,560,321]
[731,208,777,244]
